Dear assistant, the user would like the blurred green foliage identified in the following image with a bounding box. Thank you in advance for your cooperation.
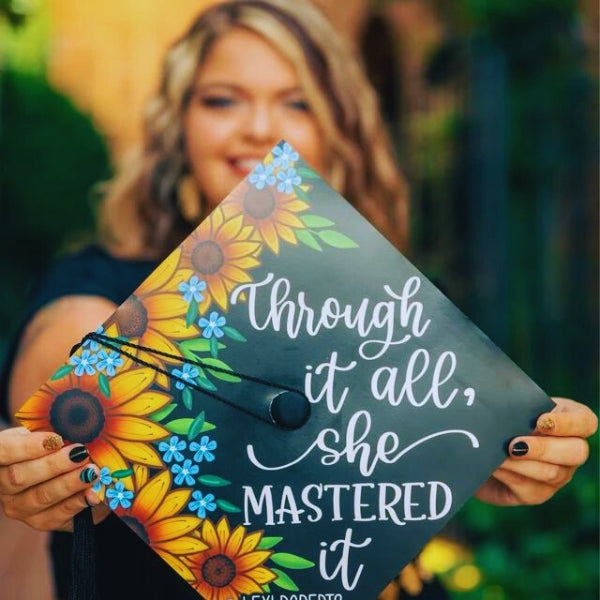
[404,1,598,599]
[0,10,112,353]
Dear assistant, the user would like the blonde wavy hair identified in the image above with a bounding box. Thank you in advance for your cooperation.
[99,0,409,257]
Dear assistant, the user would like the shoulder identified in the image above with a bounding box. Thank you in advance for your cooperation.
[26,243,157,318]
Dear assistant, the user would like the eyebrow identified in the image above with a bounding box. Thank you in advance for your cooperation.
[193,82,305,96]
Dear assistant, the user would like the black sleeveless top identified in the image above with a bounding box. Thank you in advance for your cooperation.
[1,245,450,600]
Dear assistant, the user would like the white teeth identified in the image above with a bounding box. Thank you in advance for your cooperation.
[234,159,260,171]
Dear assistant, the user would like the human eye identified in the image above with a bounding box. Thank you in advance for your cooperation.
[286,97,310,112]
[199,94,236,108]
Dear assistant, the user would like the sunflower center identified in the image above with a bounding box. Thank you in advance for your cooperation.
[121,516,150,544]
[115,294,148,338]
[49,389,105,443]
[244,187,276,219]
[191,241,224,275]
[201,554,236,588]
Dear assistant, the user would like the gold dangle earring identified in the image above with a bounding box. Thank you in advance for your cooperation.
[177,174,203,223]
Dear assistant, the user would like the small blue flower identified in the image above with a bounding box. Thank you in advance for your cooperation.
[178,275,206,304]
[249,163,276,190]
[69,349,98,376]
[172,363,199,390]
[92,467,113,492]
[171,459,199,486]
[276,167,302,194]
[105,481,134,510]
[188,491,217,518]
[198,311,226,339]
[272,142,299,169]
[158,435,187,463]
[82,325,104,351]
[190,435,217,463]
[96,350,124,377]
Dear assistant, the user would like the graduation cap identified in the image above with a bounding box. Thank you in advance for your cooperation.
[17,140,552,599]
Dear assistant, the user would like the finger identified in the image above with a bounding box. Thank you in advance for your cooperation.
[0,428,64,465]
[508,436,589,466]
[496,457,576,487]
[23,490,93,532]
[491,467,558,505]
[536,398,599,438]
[1,464,99,519]
[0,443,90,494]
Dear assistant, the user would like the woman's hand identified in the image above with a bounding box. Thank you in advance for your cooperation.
[0,427,109,531]
[476,397,598,506]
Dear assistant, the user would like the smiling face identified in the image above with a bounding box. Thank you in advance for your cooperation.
[183,27,324,210]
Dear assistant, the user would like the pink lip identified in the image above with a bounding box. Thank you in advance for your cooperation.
[227,158,263,177]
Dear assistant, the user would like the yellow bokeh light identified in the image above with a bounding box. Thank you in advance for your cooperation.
[450,564,482,591]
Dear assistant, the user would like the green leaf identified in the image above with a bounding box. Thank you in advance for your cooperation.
[257,536,283,550]
[270,553,315,569]
[149,403,178,422]
[300,214,335,228]
[262,584,271,593]
[182,388,193,410]
[180,338,223,353]
[196,376,217,392]
[181,347,199,362]
[188,411,205,441]
[50,365,73,380]
[316,229,358,249]
[164,418,193,435]
[209,336,219,358]
[97,372,110,397]
[297,166,318,179]
[185,300,199,328]
[216,499,241,513]
[165,418,215,435]
[271,568,299,591]
[296,229,322,251]
[111,468,133,479]
[292,185,310,202]
[201,358,241,383]
[222,326,247,342]
[197,474,231,487]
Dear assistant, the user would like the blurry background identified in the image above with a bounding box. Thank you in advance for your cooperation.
[0,0,597,599]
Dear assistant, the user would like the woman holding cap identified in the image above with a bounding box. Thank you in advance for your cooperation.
[0,1,596,599]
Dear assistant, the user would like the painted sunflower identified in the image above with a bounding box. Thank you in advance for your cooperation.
[114,469,207,581]
[185,516,276,600]
[109,247,198,383]
[178,207,261,312]
[16,367,170,472]
[223,183,309,255]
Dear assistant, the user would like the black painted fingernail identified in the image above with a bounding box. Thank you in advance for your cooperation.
[69,446,89,463]
[511,441,529,456]
[80,467,97,483]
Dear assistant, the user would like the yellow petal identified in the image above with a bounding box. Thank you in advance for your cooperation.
[110,368,155,403]
[260,220,280,254]
[237,550,272,571]
[90,437,132,486]
[133,464,149,488]
[117,391,171,416]
[202,518,219,549]
[133,471,170,520]
[154,536,208,554]
[139,330,182,361]
[151,319,198,339]
[152,489,192,522]
[145,293,189,319]
[226,240,261,259]
[155,549,196,581]
[151,516,201,542]
[113,439,164,467]
[107,416,169,441]
[240,531,262,554]
[140,247,181,292]
[216,517,233,547]
[276,223,298,245]
[251,566,277,584]
[224,524,245,557]
[276,210,305,228]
